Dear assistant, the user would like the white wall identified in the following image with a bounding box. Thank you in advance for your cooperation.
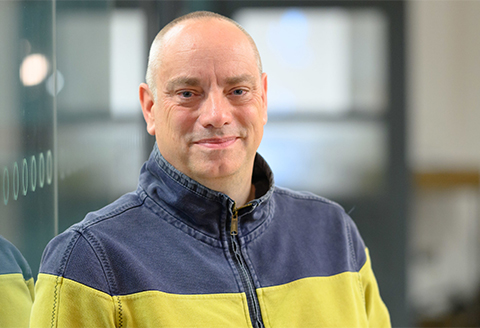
[407,0,480,320]
[408,0,480,171]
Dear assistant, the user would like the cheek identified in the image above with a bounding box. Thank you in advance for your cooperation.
[242,100,267,129]
[159,108,197,139]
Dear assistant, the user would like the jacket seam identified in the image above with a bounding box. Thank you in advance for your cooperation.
[116,296,123,328]
[273,187,340,206]
[51,233,81,328]
[80,197,145,230]
[81,229,119,295]
[50,277,59,328]
[74,231,115,296]
[345,219,358,270]
[344,214,366,307]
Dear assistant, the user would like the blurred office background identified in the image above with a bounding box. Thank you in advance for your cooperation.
[0,1,479,326]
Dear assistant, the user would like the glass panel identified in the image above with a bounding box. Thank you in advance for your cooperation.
[0,0,148,278]
[234,7,388,116]
[259,121,387,198]
[235,7,389,199]
[110,9,147,119]
[55,2,147,233]
[0,1,146,323]
[0,0,55,277]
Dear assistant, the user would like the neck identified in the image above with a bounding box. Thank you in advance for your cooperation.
[197,174,255,207]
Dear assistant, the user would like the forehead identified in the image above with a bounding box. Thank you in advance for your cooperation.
[163,18,251,52]
[159,19,258,82]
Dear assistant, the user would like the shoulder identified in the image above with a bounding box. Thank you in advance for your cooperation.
[271,185,347,220]
[270,185,367,270]
[0,235,32,280]
[39,190,146,294]
[79,189,146,229]
[273,185,343,206]
[0,237,34,328]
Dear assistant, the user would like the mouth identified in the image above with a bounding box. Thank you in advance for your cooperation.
[194,136,239,149]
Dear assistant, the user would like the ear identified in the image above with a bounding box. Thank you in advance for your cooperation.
[261,73,268,125]
[139,83,156,135]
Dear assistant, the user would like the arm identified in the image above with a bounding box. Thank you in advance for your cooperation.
[359,248,391,328]
[344,215,391,327]
[30,230,118,328]
[0,235,34,327]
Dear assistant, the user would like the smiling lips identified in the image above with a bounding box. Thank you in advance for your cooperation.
[194,136,239,149]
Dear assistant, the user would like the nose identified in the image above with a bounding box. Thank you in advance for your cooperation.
[198,90,232,128]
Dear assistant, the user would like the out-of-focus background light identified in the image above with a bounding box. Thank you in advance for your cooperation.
[19,53,49,86]
[46,70,65,96]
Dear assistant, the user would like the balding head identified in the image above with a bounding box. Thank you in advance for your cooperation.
[145,11,262,100]
[138,11,268,203]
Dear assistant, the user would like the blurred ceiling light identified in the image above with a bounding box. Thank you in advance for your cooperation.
[20,54,49,86]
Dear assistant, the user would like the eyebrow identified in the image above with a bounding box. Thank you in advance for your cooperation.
[225,74,257,87]
[165,74,258,91]
[165,77,201,91]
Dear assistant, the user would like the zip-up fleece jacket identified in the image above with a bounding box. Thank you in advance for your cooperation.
[31,146,390,327]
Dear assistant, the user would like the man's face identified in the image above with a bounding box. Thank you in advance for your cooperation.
[145,19,267,184]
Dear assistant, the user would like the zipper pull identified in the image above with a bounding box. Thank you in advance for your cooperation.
[230,206,238,236]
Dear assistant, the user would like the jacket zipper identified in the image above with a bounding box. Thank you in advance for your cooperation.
[230,204,264,328]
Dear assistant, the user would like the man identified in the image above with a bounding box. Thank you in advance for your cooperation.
[31,11,390,327]
[0,235,34,327]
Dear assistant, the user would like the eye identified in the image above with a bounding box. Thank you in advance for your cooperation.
[180,91,193,98]
[232,89,246,96]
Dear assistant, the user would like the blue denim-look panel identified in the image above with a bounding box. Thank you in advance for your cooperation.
[0,235,33,280]
[39,144,367,296]
[242,187,366,288]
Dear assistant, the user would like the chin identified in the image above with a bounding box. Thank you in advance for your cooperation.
[190,160,241,181]
[198,165,238,179]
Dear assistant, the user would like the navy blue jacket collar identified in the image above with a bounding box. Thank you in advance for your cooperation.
[139,145,274,241]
